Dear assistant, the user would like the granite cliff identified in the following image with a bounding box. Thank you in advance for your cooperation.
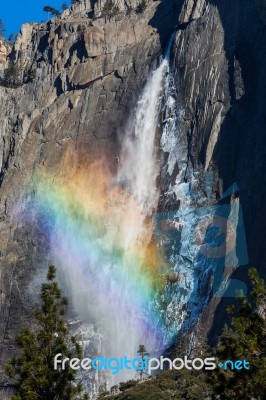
[169,0,266,342]
[0,0,266,397]
[0,1,177,396]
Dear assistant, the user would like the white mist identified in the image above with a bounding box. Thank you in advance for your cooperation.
[50,34,176,390]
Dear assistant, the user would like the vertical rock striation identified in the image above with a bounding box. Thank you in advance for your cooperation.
[162,0,266,342]
[0,1,177,395]
[1,0,266,395]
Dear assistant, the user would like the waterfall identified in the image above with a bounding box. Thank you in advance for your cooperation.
[76,33,177,383]
[117,32,176,211]
[116,33,175,248]
[22,33,177,392]
[97,31,177,372]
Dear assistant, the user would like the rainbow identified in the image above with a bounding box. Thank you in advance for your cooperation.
[18,157,176,357]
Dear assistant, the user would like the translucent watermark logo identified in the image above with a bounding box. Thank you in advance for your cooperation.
[153,173,249,300]
[54,354,250,375]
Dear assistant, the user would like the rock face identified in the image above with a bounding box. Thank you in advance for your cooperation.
[1,0,266,396]
[168,0,266,341]
[0,0,177,396]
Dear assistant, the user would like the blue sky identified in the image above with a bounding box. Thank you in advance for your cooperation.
[1,0,71,38]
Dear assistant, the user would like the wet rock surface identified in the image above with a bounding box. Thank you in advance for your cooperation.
[1,0,266,395]
[169,0,266,342]
[0,0,177,394]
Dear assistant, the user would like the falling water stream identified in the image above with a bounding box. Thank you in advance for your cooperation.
[22,33,179,393]
[57,33,177,387]
[20,27,243,395]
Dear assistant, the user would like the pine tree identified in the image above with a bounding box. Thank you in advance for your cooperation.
[0,19,6,37]
[43,6,60,19]
[1,59,23,88]
[6,265,89,400]
[212,268,266,400]
[136,345,150,380]
[8,33,14,43]
[61,2,68,11]
[102,0,119,18]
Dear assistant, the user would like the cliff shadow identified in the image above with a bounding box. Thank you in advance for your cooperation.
[148,0,183,51]
[205,0,266,342]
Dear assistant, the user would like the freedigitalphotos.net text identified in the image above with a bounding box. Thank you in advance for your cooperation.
[54,354,250,375]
